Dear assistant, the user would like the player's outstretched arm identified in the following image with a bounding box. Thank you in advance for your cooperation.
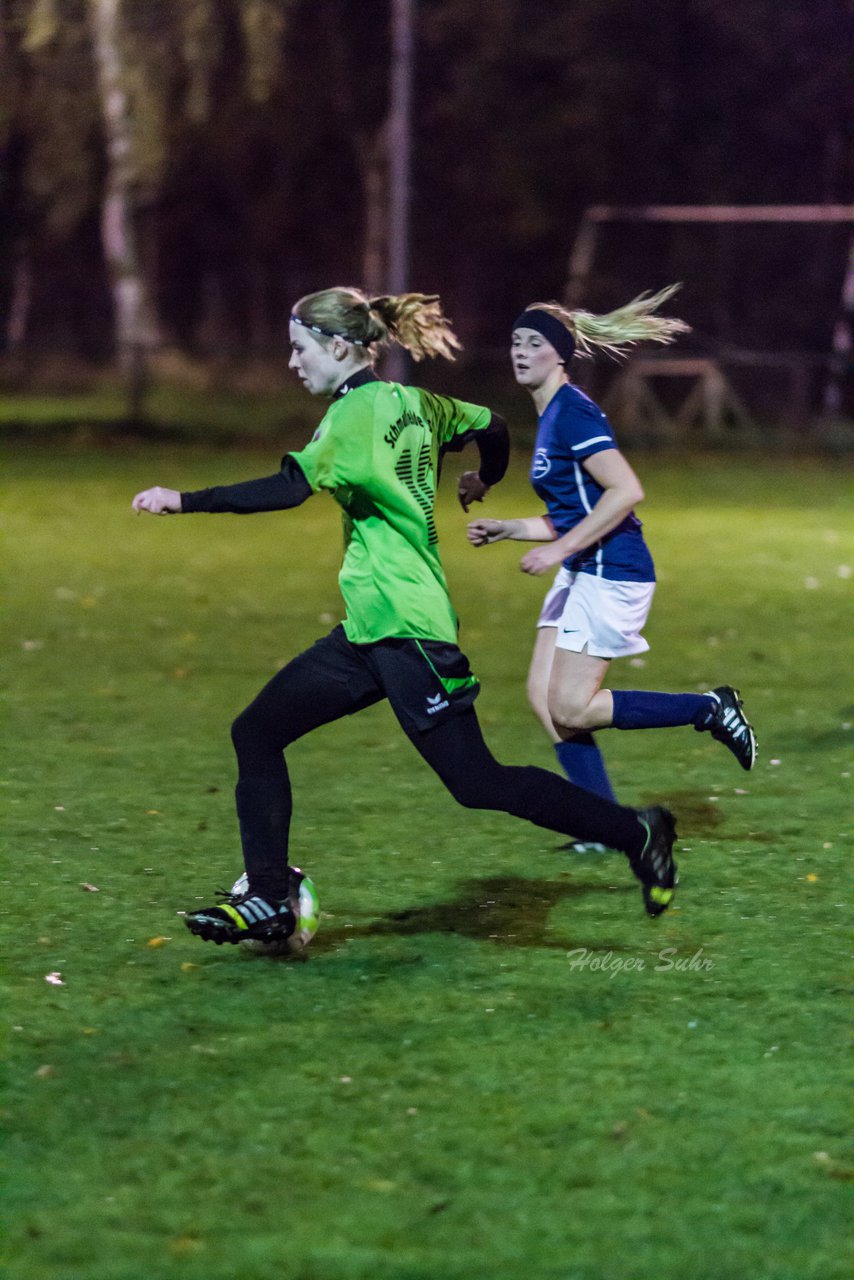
[132,459,313,518]
[467,515,555,546]
[133,486,181,515]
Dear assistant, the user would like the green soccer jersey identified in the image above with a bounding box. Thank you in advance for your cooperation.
[290,379,491,645]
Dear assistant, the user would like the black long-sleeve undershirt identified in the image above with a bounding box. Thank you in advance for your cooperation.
[180,455,312,514]
[179,411,510,515]
[441,412,509,486]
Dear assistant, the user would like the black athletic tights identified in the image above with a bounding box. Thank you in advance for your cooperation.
[229,653,645,899]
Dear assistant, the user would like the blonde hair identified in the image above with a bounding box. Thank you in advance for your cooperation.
[527,284,690,360]
[292,287,462,362]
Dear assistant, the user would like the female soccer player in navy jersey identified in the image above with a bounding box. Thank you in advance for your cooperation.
[467,287,757,827]
[132,287,679,946]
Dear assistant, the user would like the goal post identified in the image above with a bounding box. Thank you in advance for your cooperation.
[566,204,854,306]
[565,204,854,436]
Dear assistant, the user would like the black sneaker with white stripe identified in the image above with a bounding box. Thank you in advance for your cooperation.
[629,806,678,917]
[703,685,757,771]
[561,841,611,855]
[185,891,296,946]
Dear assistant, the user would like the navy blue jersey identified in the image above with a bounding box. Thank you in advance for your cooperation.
[530,384,655,582]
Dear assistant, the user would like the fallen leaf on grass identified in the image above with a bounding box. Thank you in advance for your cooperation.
[180,962,199,972]
[147,936,170,948]
[35,1065,56,1079]
[168,1237,205,1258]
[44,972,64,986]
[80,882,100,893]
[813,1151,854,1180]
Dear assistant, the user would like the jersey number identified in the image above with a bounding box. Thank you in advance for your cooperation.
[395,441,437,545]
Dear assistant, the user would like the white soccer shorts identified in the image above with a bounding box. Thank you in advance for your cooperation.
[537,566,655,659]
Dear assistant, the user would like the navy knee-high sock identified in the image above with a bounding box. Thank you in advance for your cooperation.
[611,690,715,730]
[554,736,616,802]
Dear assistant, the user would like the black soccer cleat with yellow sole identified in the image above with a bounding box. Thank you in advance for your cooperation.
[184,892,296,946]
[704,685,757,771]
[630,806,678,917]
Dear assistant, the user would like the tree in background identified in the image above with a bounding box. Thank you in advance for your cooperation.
[1,0,851,418]
[87,0,162,417]
[3,0,105,358]
[3,0,299,406]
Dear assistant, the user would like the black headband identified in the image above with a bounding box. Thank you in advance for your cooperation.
[290,314,368,346]
[512,309,575,362]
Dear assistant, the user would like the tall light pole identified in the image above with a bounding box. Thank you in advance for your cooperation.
[384,0,414,383]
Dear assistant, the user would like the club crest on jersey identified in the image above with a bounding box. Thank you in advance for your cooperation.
[532,448,551,479]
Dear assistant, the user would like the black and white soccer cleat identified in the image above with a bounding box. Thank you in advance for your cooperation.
[184,892,296,946]
[704,685,757,771]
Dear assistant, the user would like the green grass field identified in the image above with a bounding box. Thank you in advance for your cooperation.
[3,441,852,1280]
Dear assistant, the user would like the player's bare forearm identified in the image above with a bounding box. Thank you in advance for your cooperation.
[511,516,555,541]
[467,515,555,546]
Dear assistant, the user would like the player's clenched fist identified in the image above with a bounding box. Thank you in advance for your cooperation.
[132,486,181,515]
[467,518,510,546]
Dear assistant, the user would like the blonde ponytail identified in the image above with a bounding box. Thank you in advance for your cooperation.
[527,284,690,360]
[292,287,462,362]
[367,293,462,362]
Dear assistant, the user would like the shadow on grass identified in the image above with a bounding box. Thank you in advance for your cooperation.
[309,872,636,956]
[647,791,725,834]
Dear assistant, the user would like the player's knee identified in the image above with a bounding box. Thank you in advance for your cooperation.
[231,705,280,758]
[549,694,595,734]
[443,768,504,811]
[447,778,486,809]
[231,708,248,746]
[526,679,547,719]
[230,710,256,765]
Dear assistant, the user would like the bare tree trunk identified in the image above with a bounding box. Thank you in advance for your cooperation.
[324,9,387,297]
[87,0,158,422]
[383,0,414,384]
[6,246,32,355]
[360,131,387,297]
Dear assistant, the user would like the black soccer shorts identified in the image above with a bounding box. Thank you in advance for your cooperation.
[299,624,480,734]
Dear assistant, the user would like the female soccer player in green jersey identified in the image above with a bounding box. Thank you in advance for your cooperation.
[132,286,678,947]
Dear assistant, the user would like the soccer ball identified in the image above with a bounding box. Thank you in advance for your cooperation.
[229,866,320,956]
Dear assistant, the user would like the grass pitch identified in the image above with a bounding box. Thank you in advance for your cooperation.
[3,442,852,1280]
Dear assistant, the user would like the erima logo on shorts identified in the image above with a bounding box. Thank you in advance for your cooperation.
[426,692,450,715]
[532,448,550,479]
